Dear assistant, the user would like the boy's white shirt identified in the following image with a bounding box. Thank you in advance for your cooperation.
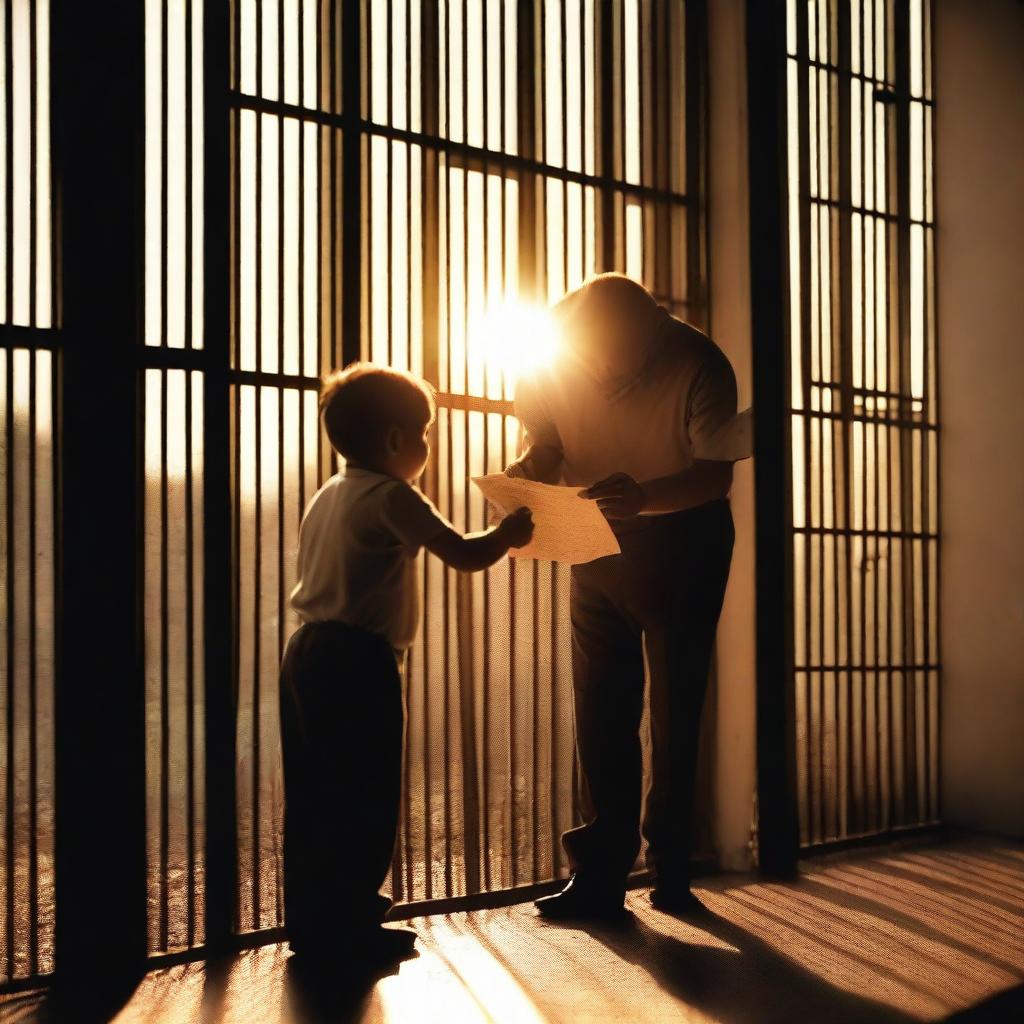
[290,466,449,652]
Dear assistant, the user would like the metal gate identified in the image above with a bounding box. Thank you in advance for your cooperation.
[1,0,706,970]
[0,0,55,987]
[784,0,938,849]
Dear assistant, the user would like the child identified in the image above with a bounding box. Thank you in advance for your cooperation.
[281,363,533,968]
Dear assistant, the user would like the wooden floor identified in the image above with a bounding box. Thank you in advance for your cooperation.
[4,835,1023,1023]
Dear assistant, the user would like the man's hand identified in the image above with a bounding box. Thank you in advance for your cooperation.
[496,506,534,547]
[504,457,531,480]
[503,443,563,484]
[580,473,646,519]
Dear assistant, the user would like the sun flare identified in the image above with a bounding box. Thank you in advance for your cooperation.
[476,301,561,383]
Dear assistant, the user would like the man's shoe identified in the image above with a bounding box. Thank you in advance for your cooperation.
[648,884,706,916]
[289,925,417,968]
[358,926,418,964]
[534,874,626,921]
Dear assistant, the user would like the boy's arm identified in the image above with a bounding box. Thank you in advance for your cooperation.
[425,508,534,572]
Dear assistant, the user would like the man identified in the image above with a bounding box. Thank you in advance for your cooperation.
[507,273,741,919]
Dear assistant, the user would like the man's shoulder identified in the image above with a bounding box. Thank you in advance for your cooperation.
[661,317,733,377]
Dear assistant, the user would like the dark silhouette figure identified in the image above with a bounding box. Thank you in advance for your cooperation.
[280,364,532,966]
[511,274,742,918]
[279,620,407,961]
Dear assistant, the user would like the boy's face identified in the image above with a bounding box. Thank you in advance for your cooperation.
[382,416,431,482]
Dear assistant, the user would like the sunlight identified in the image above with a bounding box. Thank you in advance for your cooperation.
[474,301,560,386]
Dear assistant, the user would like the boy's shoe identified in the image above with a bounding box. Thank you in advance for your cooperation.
[648,883,706,916]
[534,874,627,922]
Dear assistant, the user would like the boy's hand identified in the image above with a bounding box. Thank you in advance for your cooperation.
[580,473,646,519]
[497,506,534,547]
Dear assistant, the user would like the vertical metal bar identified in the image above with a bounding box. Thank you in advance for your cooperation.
[341,0,361,366]
[879,0,893,830]
[618,0,625,271]
[365,0,374,366]
[274,0,286,929]
[795,0,814,844]
[204,0,238,955]
[4,364,13,981]
[835,0,851,839]
[455,0,481,900]
[478,0,493,895]
[3,0,12,971]
[533,0,547,887]
[855,0,867,835]
[26,0,39,973]
[53,0,149,989]
[250,0,263,931]
[157,0,171,949]
[813,5,825,845]
[159,369,170,950]
[330,3,342,370]
[598,0,613,271]
[688,0,704,319]
[441,0,454,898]
[418,0,439,901]
[386,0,393,370]
[183,0,197,951]
[184,367,196,948]
[748,0,799,876]
[927,0,940,825]
[893,0,917,825]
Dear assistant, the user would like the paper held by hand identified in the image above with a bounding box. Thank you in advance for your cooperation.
[472,474,621,565]
[698,407,754,462]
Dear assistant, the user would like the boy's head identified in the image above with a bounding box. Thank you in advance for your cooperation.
[552,273,665,381]
[320,363,436,482]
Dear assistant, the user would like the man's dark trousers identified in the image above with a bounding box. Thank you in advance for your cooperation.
[563,498,734,891]
[279,620,403,949]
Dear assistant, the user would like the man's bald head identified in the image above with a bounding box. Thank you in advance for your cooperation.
[552,273,665,382]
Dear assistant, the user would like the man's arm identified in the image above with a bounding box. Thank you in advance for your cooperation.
[581,460,733,519]
[504,442,564,484]
[639,460,733,512]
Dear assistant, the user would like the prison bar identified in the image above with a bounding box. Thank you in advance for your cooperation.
[3,0,941,985]
[785,0,938,849]
[0,0,55,987]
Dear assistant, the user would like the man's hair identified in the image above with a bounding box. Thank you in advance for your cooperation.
[552,272,659,338]
[319,363,436,463]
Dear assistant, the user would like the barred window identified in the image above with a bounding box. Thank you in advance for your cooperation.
[785,0,938,849]
[0,0,56,984]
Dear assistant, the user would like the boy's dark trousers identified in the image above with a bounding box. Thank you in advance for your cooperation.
[562,498,734,892]
[279,620,403,949]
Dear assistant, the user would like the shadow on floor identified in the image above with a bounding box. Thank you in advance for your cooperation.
[466,905,916,1024]
[941,984,1024,1022]
[282,954,408,1024]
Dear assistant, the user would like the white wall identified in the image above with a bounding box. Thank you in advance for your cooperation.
[935,0,1024,838]
[708,0,757,870]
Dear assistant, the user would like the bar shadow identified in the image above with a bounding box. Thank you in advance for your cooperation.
[864,860,1024,919]
[795,876,1024,978]
[578,908,918,1024]
[0,990,48,1024]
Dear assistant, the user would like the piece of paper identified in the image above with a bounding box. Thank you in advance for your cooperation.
[473,474,621,565]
